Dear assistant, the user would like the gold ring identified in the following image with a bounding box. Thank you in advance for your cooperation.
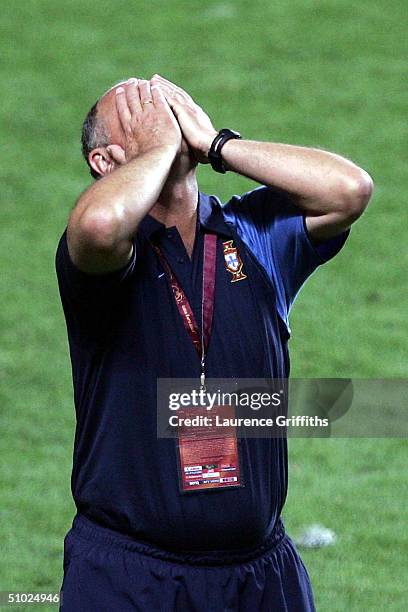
[143,100,153,105]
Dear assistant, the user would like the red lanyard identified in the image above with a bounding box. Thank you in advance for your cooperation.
[153,233,217,389]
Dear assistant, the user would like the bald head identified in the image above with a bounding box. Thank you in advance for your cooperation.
[81,79,137,179]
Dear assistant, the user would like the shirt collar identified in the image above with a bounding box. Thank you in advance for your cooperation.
[198,192,233,236]
[138,211,164,239]
[138,192,233,239]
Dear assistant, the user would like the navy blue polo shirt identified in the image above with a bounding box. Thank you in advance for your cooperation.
[56,186,347,552]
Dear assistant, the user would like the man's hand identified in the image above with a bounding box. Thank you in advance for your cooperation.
[68,79,184,275]
[107,78,182,166]
[150,74,217,164]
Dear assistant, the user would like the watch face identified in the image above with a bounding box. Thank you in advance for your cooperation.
[221,129,241,139]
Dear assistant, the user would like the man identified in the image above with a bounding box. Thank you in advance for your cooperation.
[56,75,373,611]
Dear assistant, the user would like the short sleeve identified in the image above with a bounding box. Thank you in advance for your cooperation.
[55,229,137,334]
[222,186,349,330]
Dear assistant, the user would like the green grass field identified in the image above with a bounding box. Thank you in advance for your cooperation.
[1,0,407,610]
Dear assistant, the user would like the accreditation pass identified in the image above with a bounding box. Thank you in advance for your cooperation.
[176,405,242,493]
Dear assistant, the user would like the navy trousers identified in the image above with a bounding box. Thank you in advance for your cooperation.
[60,514,315,612]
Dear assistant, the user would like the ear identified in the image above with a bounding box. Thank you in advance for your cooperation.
[88,145,126,178]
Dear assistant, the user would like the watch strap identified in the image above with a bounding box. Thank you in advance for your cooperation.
[208,129,242,174]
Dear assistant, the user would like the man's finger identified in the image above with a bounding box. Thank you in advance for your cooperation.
[152,74,179,90]
[152,74,192,103]
[138,79,154,110]
[106,144,127,165]
[152,82,174,101]
[152,74,182,94]
[126,78,142,115]
[152,80,188,108]
[152,84,182,117]
[151,84,168,108]
[115,87,132,132]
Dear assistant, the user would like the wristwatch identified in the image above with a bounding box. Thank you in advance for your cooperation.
[208,128,242,174]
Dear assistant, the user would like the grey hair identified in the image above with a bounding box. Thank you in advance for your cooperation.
[81,101,110,179]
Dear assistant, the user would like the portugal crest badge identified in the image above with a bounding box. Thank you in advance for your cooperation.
[222,240,247,282]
